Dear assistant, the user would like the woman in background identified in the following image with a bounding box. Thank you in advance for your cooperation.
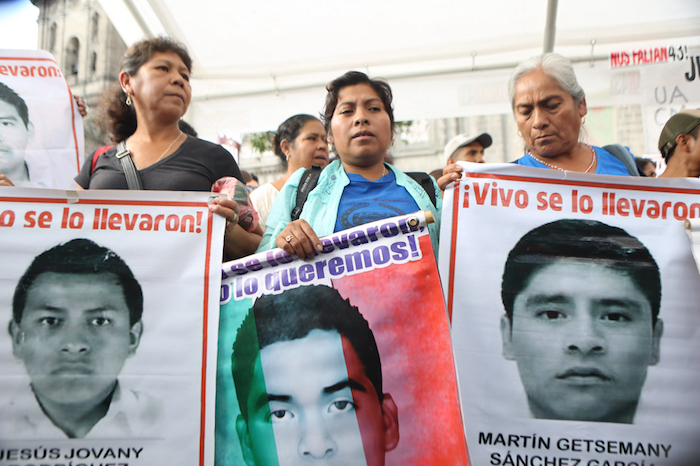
[75,37,261,259]
[250,114,329,226]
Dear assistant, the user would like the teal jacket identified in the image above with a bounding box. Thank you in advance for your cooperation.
[257,160,441,255]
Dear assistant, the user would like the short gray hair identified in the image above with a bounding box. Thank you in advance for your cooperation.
[508,53,585,110]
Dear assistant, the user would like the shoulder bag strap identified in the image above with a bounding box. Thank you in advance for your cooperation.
[115,141,144,190]
[603,144,641,176]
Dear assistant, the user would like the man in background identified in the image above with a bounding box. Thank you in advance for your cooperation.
[444,132,492,165]
[658,109,700,178]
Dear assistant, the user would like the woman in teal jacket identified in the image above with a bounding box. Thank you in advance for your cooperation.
[258,71,441,257]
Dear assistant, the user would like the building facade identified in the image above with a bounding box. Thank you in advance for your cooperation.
[32,0,126,156]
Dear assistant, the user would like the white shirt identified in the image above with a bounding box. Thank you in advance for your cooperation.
[0,381,162,439]
[249,182,280,229]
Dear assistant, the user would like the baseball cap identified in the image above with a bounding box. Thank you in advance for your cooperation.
[658,109,700,159]
[444,133,492,160]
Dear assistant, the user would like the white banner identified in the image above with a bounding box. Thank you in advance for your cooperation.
[639,43,700,154]
[0,188,224,465]
[441,163,700,466]
[0,49,83,189]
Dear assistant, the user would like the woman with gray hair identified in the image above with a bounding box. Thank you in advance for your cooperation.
[509,53,634,174]
[439,53,636,188]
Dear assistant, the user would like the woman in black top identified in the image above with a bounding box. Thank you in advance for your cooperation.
[75,37,261,259]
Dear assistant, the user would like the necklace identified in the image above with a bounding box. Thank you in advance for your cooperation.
[529,145,596,173]
[155,131,184,163]
[381,164,386,177]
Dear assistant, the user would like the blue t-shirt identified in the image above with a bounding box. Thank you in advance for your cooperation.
[334,169,420,232]
[515,146,631,176]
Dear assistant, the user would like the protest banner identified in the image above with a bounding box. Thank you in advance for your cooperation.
[215,211,467,466]
[634,43,700,154]
[440,163,700,466]
[0,49,83,189]
[0,188,224,465]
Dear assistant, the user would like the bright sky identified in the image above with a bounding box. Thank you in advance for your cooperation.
[0,0,39,50]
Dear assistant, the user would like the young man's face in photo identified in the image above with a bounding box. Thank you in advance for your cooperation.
[0,100,30,173]
[11,272,141,408]
[501,262,662,423]
[238,329,398,466]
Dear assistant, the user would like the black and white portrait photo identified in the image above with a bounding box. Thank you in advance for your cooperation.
[443,164,700,464]
[0,81,33,186]
[1,239,161,438]
[499,219,663,424]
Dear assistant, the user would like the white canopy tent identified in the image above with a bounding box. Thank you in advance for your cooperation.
[96,0,700,140]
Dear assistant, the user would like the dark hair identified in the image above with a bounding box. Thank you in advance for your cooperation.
[240,170,258,184]
[232,285,382,421]
[322,71,395,138]
[665,124,700,162]
[501,219,661,326]
[99,37,192,143]
[635,157,654,173]
[0,82,29,128]
[13,239,143,326]
[178,119,197,137]
[272,114,320,169]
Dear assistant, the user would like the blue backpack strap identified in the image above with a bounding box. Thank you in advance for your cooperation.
[603,144,642,176]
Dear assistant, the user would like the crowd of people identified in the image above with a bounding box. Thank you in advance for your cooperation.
[2,35,700,446]
[0,37,698,263]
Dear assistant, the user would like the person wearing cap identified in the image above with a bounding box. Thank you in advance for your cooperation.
[444,133,492,165]
[658,109,700,178]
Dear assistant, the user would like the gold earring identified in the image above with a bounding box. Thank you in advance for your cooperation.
[581,116,586,125]
[125,94,132,106]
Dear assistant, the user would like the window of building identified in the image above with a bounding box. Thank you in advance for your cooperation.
[66,37,80,76]
[91,13,99,40]
[48,22,57,52]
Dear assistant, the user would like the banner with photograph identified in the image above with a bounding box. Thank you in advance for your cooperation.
[0,188,224,465]
[0,49,84,189]
[215,212,467,466]
[440,163,700,466]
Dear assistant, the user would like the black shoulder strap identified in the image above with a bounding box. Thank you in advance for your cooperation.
[291,165,323,221]
[603,144,641,176]
[406,172,437,207]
